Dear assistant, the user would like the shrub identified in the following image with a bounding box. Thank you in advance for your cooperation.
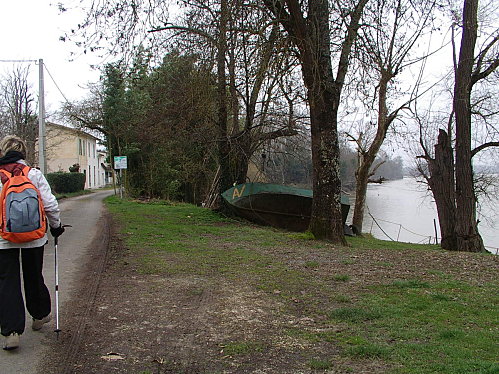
[69,163,80,172]
[47,172,86,193]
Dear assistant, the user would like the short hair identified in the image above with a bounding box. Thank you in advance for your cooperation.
[0,135,27,158]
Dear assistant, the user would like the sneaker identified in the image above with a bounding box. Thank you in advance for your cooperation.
[32,314,51,331]
[3,333,20,350]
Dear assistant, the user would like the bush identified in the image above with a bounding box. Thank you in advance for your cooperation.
[47,172,86,193]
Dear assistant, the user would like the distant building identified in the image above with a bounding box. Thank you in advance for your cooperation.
[44,123,110,189]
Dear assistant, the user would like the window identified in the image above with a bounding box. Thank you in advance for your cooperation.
[79,139,82,155]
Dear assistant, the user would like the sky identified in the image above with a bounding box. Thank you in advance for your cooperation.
[0,1,100,114]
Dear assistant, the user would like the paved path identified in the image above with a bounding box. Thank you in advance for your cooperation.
[2,190,114,374]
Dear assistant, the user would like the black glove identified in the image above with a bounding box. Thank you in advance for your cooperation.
[50,224,65,238]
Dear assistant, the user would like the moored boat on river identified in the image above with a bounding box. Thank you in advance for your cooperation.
[221,182,350,233]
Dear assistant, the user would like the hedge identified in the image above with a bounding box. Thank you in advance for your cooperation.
[46,172,86,193]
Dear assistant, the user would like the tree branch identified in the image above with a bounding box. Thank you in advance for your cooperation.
[471,141,499,157]
[148,25,216,44]
[256,127,298,142]
[472,32,499,83]
[368,159,386,178]
[471,57,499,85]
[336,0,369,89]
[261,0,293,34]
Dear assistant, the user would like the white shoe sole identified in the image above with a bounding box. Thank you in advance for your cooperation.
[3,334,20,350]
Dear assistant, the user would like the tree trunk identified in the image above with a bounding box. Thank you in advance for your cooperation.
[352,163,369,233]
[262,0,366,243]
[427,130,458,250]
[232,132,251,185]
[302,1,345,243]
[308,91,346,242]
[217,0,232,202]
[352,71,391,233]
[453,0,485,252]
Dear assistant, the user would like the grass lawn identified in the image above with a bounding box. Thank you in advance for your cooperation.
[54,189,93,200]
[105,196,498,373]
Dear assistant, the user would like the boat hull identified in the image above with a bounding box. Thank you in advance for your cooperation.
[222,183,350,232]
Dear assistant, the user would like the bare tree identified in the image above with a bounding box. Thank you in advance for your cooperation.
[0,65,38,163]
[345,0,438,233]
[262,0,368,243]
[417,120,458,250]
[416,0,499,252]
[64,0,300,206]
[453,0,498,252]
[60,82,104,132]
[151,1,300,192]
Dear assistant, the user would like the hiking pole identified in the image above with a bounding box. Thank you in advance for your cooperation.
[54,235,61,339]
[54,224,71,339]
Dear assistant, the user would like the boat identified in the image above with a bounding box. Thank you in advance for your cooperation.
[221,182,350,233]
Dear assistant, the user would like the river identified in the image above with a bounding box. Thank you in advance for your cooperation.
[350,177,499,254]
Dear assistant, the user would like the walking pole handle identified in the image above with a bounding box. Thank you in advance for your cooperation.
[53,224,72,245]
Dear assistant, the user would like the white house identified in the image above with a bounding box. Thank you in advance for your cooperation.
[44,123,110,189]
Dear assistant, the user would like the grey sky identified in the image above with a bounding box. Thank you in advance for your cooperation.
[0,1,100,111]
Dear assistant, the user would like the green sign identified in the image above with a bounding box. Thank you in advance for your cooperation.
[114,156,127,169]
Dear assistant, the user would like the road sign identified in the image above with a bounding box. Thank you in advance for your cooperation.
[114,156,127,169]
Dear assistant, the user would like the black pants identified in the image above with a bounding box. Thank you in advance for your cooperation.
[0,246,51,336]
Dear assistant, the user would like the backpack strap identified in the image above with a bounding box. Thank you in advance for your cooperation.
[20,165,31,177]
[0,166,12,185]
[0,163,30,184]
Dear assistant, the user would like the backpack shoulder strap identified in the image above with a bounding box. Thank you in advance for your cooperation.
[20,165,31,177]
[0,168,11,185]
[0,164,31,184]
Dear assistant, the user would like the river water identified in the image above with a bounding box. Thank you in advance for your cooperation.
[349,177,499,254]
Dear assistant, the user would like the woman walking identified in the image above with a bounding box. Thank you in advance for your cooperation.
[0,135,64,351]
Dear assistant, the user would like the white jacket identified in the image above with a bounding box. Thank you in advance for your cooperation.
[0,161,61,248]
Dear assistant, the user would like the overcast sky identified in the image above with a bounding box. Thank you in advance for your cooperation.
[0,1,100,113]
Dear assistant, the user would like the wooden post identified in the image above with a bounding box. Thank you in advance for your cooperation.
[433,219,439,245]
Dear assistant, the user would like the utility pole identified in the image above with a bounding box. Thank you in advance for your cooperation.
[38,58,46,174]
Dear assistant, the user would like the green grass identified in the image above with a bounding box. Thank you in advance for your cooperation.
[332,274,351,282]
[349,278,499,373]
[341,258,356,265]
[346,233,440,251]
[329,307,382,322]
[308,359,333,370]
[54,189,93,200]
[391,279,430,288]
[333,294,351,303]
[220,341,265,356]
[105,196,499,373]
[304,260,320,269]
[345,343,391,359]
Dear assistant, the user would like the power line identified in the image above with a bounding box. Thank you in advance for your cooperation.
[43,63,71,104]
[1,59,73,104]
[0,59,37,63]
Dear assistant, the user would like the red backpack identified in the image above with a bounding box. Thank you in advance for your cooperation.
[0,164,47,243]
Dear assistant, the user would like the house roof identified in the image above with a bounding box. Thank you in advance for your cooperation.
[47,122,100,141]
